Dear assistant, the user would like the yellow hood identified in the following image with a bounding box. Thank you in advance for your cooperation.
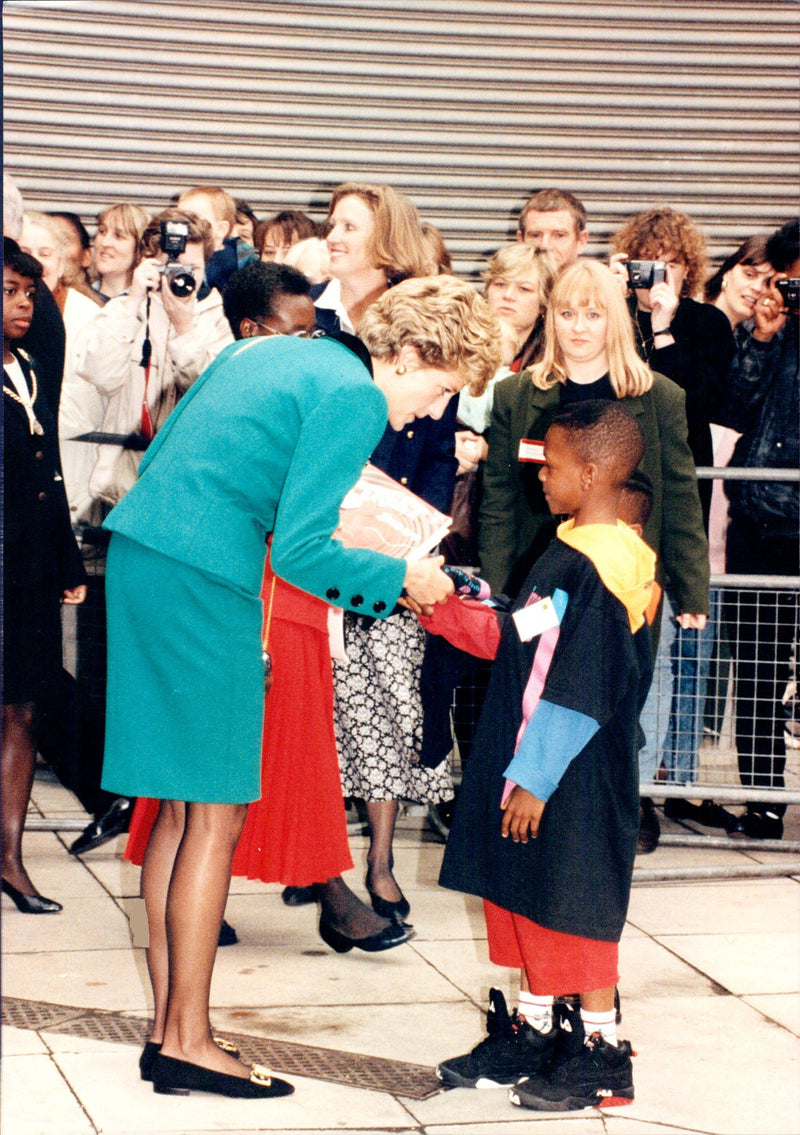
[557,519,657,633]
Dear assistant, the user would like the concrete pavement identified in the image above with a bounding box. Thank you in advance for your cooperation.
[2,764,799,1135]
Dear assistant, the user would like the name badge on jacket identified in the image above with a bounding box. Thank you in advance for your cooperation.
[518,438,545,463]
[513,595,561,641]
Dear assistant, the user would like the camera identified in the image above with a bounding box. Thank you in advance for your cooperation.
[776,278,800,314]
[626,260,667,289]
[158,219,196,297]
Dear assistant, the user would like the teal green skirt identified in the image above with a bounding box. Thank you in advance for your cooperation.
[101,534,264,803]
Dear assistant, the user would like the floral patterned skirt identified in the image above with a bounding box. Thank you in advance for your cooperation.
[333,609,454,804]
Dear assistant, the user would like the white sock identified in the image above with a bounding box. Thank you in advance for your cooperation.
[518,992,553,1033]
[581,1007,617,1047]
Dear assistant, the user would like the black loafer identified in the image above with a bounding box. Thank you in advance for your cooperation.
[141,1038,241,1082]
[729,810,784,840]
[664,798,736,830]
[69,798,132,855]
[152,1054,293,1098]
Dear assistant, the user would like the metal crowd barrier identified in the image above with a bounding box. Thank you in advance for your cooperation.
[33,467,800,884]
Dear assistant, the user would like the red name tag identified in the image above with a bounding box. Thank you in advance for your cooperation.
[518,438,545,463]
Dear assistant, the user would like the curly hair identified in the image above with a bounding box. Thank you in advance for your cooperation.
[222,261,311,338]
[4,235,43,282]
[326,182,430,282]
[611,207,708,298]
[529,260,653,397]
[358,275,503,396]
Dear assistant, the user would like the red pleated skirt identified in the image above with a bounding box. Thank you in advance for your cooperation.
[123,560,353,885]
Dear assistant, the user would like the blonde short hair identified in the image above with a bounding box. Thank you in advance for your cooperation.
[327,182,430,282]
[177,185,236,231]
[483,243,558,303]
[358,275,503,397]
[529,259,653,398]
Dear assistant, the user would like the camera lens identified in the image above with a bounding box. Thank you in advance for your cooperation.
[165,266,196,297]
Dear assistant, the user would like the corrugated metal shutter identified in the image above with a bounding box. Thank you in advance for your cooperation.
[4,0,798,277]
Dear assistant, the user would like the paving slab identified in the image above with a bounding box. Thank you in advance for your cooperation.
[1,1051,96,1135]
[657,930,800,996]
[52,1041,416,1132]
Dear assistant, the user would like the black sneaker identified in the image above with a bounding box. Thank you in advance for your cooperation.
[509,1031,634,1111]
[436,988,556,1089]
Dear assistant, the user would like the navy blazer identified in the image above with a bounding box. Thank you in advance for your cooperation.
[3,349,85,590]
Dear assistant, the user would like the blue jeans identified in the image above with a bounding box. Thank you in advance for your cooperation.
[662,591,717,783]
[638,592,717,787]
[638,600,676,786]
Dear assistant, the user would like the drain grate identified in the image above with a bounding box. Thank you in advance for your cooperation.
[2,997,442,1100]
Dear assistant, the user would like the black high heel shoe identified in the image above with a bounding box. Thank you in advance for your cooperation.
[366,885,411,924]
[2,878,62,914]
[140,1037,242,1082]
[365,870,411,923]
[152,1054,294,1098]
[318,915,413,954]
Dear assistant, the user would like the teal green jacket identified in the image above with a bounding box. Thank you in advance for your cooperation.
[479,370,709,615]
[105,335,406,615]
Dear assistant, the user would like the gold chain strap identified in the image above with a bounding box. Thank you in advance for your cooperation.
[262,572,277,652]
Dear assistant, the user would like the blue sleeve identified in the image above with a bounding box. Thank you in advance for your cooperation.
[503,699,599,801]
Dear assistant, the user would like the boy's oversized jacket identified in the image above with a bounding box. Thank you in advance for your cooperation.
[438,523,654,942]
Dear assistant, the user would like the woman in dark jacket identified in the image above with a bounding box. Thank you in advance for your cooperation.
[480,259,708,616]
[3,239,87,914]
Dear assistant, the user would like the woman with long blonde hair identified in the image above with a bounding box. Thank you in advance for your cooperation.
[480,258,708,618]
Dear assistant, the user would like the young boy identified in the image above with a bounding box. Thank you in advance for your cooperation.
[430,400,655,1112]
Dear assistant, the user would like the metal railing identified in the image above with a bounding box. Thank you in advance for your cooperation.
[33,467,800,882]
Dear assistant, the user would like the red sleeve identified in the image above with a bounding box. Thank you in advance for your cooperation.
[419,595,501,660]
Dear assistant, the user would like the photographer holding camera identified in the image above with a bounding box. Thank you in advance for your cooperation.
[75,207,233,508]
[610,208,735,848]
[610,208,734,516]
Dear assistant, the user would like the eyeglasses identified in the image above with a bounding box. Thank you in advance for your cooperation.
[253,322,324,339]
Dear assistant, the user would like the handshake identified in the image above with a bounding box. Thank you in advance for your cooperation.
[400,559,487,616]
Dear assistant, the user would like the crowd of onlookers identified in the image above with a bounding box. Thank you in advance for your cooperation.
[3,171,797,921]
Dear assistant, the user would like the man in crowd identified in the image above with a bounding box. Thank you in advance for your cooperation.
[516,187,588,270]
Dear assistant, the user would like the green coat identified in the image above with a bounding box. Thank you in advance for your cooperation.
[105,334,406,612]
[478,371,709,615]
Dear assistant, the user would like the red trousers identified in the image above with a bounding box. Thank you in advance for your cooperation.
[484,900,619,995]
